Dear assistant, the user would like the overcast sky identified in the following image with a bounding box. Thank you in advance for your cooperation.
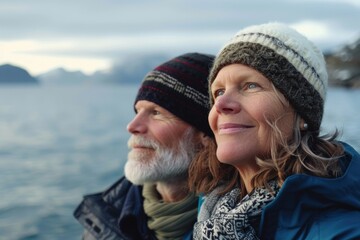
[1,0,359,75]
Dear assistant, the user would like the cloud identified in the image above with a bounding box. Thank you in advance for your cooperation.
[291,21,331,40]
[296,0,360,7]
[1,31,233,75]
[1,0,359,74]
[290,20,359,51]
[0,40,111,75]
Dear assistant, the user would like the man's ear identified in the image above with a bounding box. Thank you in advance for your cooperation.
[199,132,211,148]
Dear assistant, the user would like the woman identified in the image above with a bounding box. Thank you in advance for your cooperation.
[189,22,360,239]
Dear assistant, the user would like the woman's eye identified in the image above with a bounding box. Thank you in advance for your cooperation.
[246,82,259,90]
[214,89,225,98]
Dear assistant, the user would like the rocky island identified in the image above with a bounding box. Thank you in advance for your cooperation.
[0,64,39,84]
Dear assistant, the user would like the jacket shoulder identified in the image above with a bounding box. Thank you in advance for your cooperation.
[73,176,142,239]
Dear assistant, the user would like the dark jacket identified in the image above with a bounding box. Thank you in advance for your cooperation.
[74,177,156,240]
[74,177,194,240]
[260,142,360,239]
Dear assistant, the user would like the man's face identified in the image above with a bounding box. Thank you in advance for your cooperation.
[124,100,198,185]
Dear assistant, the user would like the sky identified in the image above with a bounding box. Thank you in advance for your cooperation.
[1,0,359,76]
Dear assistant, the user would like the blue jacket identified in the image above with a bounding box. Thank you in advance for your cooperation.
[74,177,194,240]
[260,142,360,239]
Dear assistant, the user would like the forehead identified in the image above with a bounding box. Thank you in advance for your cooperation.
[213,64,267,82]
[135,100,192,130]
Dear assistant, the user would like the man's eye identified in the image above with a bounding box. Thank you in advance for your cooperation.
[152,110,161,115]
[214,89,225,98]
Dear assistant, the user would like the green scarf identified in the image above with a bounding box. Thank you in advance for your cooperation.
[142,183,198,240]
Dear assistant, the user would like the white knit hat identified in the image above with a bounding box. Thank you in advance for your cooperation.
[209,22,328,131]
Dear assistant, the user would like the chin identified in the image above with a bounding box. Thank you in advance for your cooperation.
[124,160,148,185]
[216,146,237,163]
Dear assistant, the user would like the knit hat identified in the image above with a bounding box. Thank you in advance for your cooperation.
[209,22,328,131]
[135,52,215,136]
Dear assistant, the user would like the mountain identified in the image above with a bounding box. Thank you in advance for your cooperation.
[36,54,168,85]
[37,68,89,85]
[2,41,360,87]
[0,64,39,84]
[325,37,360,88]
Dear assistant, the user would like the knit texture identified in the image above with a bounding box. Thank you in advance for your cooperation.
[142,184,198,240]
[135,52,215,136]
[193,180,280,240]
[209,23,328,131]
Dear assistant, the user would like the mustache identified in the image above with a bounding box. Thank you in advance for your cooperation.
[127,135,159,149]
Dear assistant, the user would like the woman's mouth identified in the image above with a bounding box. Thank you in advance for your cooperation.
[217,123,253,134]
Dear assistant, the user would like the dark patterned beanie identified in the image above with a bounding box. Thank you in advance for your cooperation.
[209,22,327,131]
[135,52,215,136]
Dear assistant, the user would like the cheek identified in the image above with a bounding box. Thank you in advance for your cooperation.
[151,126,169,146]
[257,125,273,156]
[252,97,287,151]
[257,95,288,124]
[157,123,190,148]
[277,110,296,139]
[208,108,217,131]
[151,125,176,146]
[257,99,295,147]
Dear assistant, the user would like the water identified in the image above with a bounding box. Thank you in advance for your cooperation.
[0,85,137,240]
[0,85,359,240]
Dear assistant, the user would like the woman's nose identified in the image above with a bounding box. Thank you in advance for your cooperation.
[214,93,241,114]
[127,113,147,134]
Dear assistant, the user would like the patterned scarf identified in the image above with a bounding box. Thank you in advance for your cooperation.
[193,180,279,240]
[142,183,198,240]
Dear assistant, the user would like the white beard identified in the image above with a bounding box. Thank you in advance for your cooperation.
[124,128,197,185]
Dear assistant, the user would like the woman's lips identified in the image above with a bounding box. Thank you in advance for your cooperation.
[217,123,253,134]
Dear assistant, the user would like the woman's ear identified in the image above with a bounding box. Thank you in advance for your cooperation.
[299,118,308,131]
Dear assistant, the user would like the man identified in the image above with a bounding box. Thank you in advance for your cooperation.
[74,52,215,239]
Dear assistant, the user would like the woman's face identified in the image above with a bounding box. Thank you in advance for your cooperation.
[209,64,295,171]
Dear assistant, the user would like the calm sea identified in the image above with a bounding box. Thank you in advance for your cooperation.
[0,85,359,240]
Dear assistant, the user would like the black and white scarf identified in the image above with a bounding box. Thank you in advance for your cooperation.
[193,180,279,240]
